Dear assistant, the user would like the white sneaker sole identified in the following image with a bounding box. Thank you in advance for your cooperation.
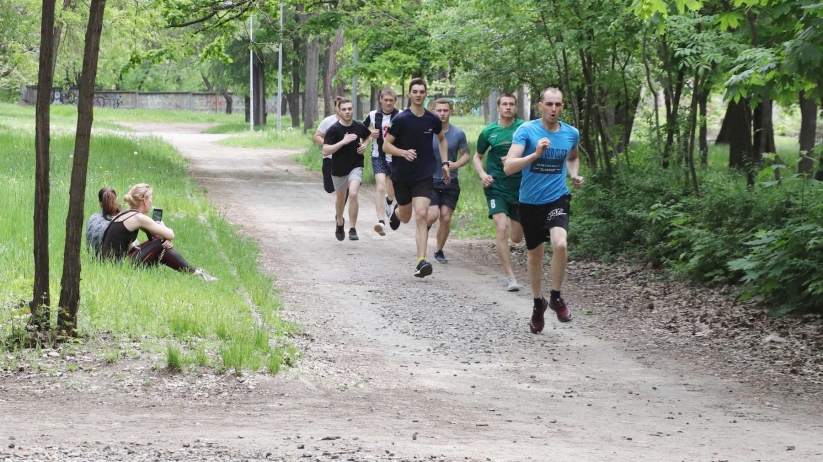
[374,223,386,236]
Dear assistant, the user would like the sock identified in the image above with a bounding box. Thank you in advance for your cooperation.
[387,198,393,205]
[534,297,543,307]
[350,228,355,232]
[417,256,425,264]
[550,290,561,302]
[379,220,385,225]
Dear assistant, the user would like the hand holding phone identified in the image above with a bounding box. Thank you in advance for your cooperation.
[152,208,163,222]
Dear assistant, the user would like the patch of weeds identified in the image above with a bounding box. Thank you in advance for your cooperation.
[192,345,210,367]
[221,340,251,375]
[67,363,79,372]
[142,380,151,387]
[253,329,270,352]
[166,343,183,373]
[104,348,120,364]
[266,352,283,375]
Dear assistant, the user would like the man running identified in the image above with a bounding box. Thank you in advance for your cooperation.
[322,98,372,241]
[383,78,450,278]
[503,87,584,333]
[426,98,470,263]
[473,93,526,291]
[363,88,400,236]
[313,96,345,194]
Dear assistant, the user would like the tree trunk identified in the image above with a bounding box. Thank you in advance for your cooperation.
[289,25,301,128]
[799,90,817,174]
[221,89,232,114]
[686,72,701,197]
[698,88,709,167]
[752,96,775,162]
[252,52,266,126]
[322,27,345,116]
[370,85,378,112]
[303,36,320,133]
[662,69,685,168]
[57,0,107,333]
[31,0,58,328]
[727,98,752,169]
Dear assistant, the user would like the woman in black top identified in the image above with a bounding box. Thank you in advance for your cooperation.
[100,183,216,281]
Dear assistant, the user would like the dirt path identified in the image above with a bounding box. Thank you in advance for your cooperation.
[2,123,822,461]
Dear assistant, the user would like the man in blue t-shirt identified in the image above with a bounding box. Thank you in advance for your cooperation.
[503,87,585,334]
[383,78,450,278]
[426,98,470,264]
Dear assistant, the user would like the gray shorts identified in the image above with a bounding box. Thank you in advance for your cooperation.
[332,167,363,192]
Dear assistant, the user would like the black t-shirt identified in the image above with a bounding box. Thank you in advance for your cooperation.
[324,121,372,176]
[387,109,443,182]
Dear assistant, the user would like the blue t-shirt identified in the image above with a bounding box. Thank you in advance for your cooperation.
[512,120,580,205]
[432,125,469,182]
[387,109,443,183]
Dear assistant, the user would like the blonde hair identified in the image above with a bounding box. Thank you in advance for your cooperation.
[123,183,152,208]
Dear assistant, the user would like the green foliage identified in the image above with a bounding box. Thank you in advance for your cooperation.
[166,342,183,372]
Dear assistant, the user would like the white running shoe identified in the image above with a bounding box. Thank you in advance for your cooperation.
[374,221,387,236]
[384,195,394,219]
[506,276,522,292]
[194,268,218,282]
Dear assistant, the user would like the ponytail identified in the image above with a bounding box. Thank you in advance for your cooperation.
[98,187,121,217]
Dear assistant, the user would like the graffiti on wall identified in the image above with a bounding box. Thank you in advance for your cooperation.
[93,94,123,109]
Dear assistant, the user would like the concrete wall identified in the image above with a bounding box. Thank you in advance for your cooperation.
[19,86,283,115]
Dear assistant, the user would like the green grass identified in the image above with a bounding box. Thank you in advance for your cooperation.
[0,106,295,375]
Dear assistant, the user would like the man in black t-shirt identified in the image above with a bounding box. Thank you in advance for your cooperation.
[383,78,450,278]
[323,98,372,242]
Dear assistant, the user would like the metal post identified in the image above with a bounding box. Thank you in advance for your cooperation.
[277,2,283,131]
[249,15,254,132]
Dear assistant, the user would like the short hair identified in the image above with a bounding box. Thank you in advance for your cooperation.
[380,88,397,100]
[497,93,517,105]
[433,98,453,110]
[337,97,352,107]
[333,96,345,108]
[408,77,427,92]
[539,87,563,102]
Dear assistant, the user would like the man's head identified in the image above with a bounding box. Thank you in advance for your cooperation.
[380,88,397,113]
[337,97,353,122]
[408,78,428,107]
[497,93,517,119]
[333,96,345,116]
[538,87,564,123]
[433,98,453,124]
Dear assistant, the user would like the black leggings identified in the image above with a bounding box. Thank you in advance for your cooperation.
[128,239,195,273]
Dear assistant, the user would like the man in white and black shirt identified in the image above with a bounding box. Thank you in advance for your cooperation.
[362,88,400,235]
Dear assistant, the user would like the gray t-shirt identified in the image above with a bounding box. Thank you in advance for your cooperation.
[431,125,469,182]
[86,211,113,255]
[317,115,338,159]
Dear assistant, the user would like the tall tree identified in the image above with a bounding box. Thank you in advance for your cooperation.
[30,0,58,328]
[798,90,817,174]
[57,0,107,333]
[303,35,319,133]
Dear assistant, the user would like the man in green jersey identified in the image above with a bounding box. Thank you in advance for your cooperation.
[473,93,526,292]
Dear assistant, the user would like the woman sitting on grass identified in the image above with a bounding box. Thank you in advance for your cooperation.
[100,183,217,281]
[86,186,121,256]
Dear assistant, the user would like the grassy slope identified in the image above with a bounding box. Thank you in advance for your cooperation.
[0,104,295,374]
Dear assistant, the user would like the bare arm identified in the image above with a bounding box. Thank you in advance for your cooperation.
[132,214,175,240]
[473,152,495,188]
[567,147,584,188]
[437,132,451,184]
[502,143,538,175]
[450,147,471,170]
[312,130,325,147]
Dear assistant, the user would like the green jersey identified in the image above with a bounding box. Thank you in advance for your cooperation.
[477,118,525,200]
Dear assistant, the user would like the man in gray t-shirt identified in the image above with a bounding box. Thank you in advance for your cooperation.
[426,98,470,263]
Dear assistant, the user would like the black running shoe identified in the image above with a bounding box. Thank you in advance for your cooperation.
[389,204,401,230]
[414,259,433,278]
[434,250,448,263]
[349,228,359,241]
[335,218,345,241]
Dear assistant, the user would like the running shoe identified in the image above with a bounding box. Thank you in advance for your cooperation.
[549,297,572,323]
[414,259,433,278]
[506,276,522,292]
[389,204,401,230]
[384,195,394,219]
[434,250,448,263]
[529,297,548,334]
[193,268,218,282]
[335,218,345,241]
[349,228,359,241]
[374,221,386,236]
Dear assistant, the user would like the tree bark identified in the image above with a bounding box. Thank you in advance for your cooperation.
[698,88,709,167]
[662,69,684,168]
[752,96,775,162]
[58,0,107,333]
[686,71,701,197]
[799,90,817,174]
[31,0,58,327]
[727,98,752,169]
[370,85,378,111]
[303,35,320,133]
[322,27,345,116]
[252,52,266,126]
[289,23,301,127]
[221,89,232,114]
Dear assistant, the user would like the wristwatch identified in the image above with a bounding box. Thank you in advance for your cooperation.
[442,161,449,166]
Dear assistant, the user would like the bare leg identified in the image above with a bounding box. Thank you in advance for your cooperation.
[386,176,395,201]
[335,190,347,226]
[527,243,545,299]
[412,196,431,260]
[426,205,440,227]
[549,227,568,291]
[510,219,524,244]
[436,206,453,251]
[396,203,413,223]
[492,213,514,278]
[374,173,387,220]
[348,180,361,229]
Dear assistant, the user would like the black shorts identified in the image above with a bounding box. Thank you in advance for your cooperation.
[430,181,460,210]
[322,157,335,193]
[519,194,571,251]
[394,177,433,206]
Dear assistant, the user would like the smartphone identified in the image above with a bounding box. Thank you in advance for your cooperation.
[152,208,163,222]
